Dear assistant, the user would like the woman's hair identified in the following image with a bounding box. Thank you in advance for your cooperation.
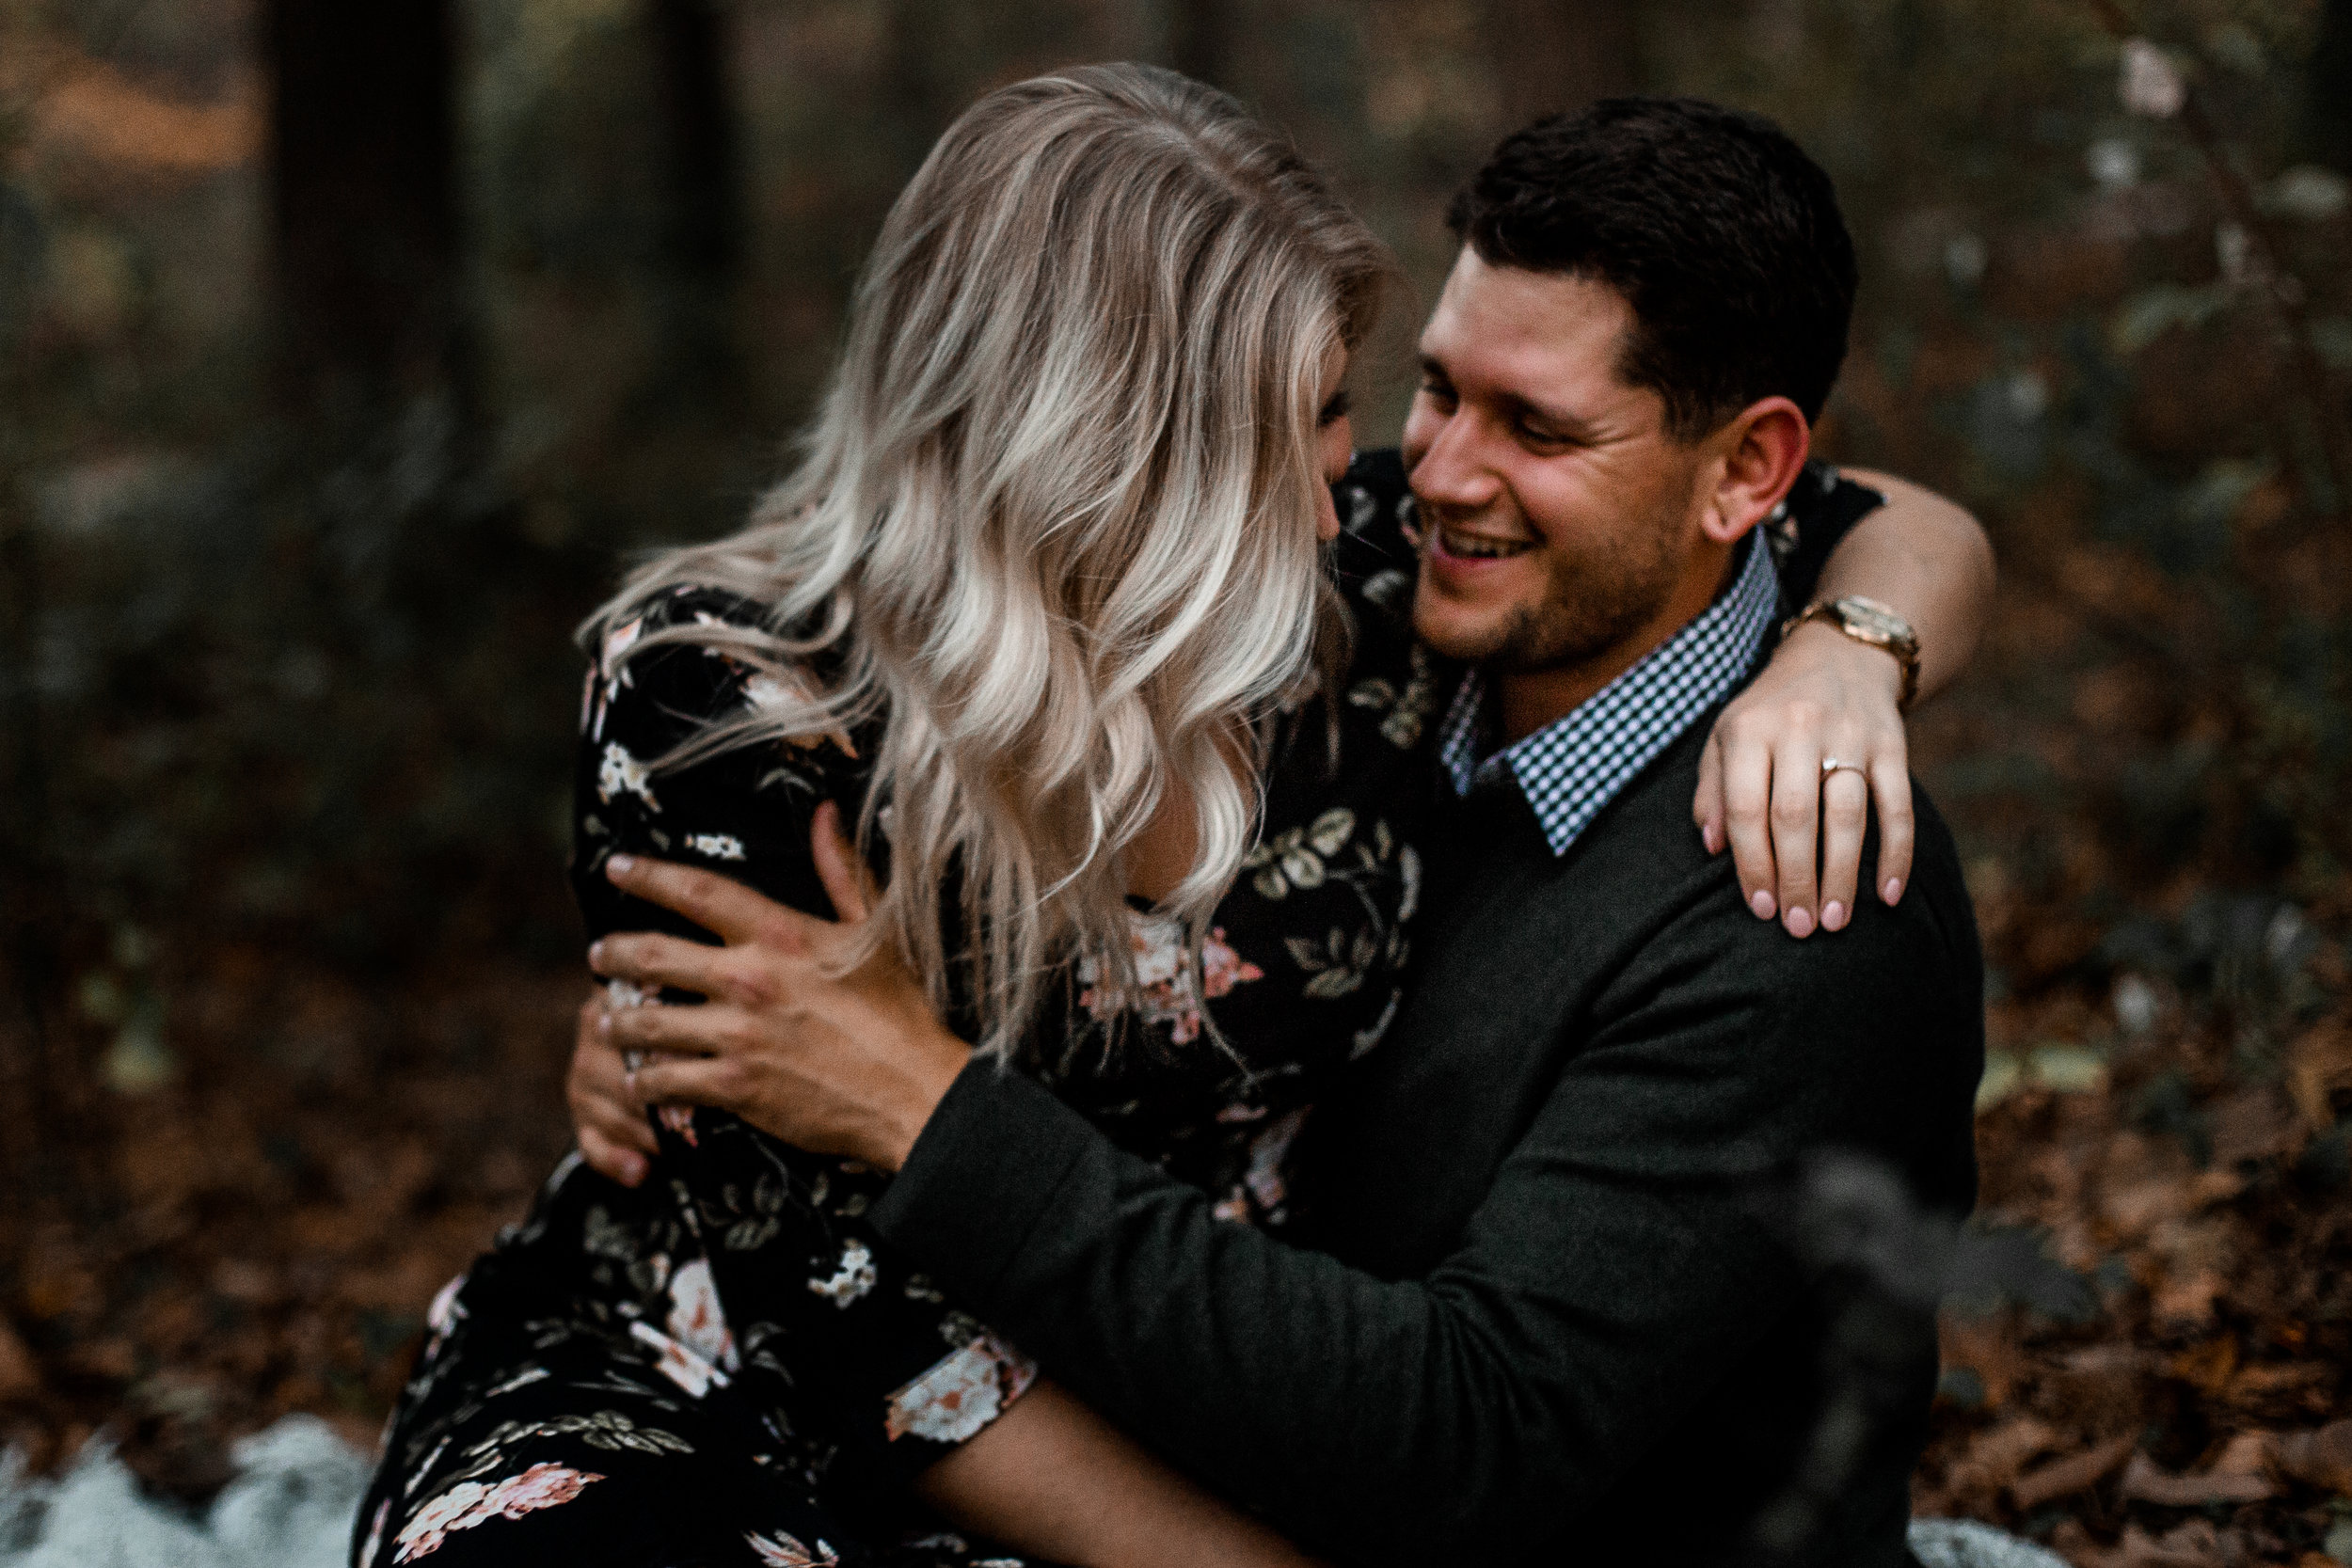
[586,62,1390,1060]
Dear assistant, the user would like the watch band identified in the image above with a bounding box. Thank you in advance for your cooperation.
[1783,595,1922,711]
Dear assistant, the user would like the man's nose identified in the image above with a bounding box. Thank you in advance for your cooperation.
[1408,411,1501,513]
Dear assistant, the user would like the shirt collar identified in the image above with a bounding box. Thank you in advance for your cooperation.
[1437,532,1781,856]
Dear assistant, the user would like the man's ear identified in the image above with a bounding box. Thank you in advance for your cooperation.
[1697,396,1811,546]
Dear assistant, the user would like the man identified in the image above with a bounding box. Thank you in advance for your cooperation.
[591,99,1989,1564]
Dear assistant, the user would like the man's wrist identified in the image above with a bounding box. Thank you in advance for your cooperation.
[869,1019,973,1172]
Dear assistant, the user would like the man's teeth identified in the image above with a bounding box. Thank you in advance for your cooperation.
[1441,528,1533,560]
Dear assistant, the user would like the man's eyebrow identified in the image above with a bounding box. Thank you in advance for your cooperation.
[1418,353,1599,437]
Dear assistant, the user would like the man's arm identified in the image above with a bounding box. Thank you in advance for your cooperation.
[865,867,1977,1562]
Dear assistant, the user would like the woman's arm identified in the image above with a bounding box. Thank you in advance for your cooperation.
[917,1379,1324,1568]
[1694,469,1994,938]
[565,1001,1318,1568]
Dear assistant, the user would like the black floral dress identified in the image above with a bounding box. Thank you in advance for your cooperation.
[353,452,1872,1568]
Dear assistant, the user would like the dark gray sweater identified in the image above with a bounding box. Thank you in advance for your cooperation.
[872,693,1982,1565]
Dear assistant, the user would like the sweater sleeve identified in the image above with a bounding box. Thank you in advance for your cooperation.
[868,843,1978,1561]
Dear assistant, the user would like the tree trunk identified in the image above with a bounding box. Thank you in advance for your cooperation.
[1168,0,1236,89]
[646,0,744,394]
[1482,0,1641,136]
[263,0,462,409]
[2309,0,2352,174]
[649,0,742,281]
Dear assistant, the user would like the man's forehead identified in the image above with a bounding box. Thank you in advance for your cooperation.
[1420,249,1639,406]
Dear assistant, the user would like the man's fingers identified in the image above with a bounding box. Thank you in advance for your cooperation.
[1769,734,1824,939]
[1718,726,1780,918]
[811,800,877,923]
[602,999,753,1058]
[590,931,739,1000]
[603,854,822,951]
[578,1125,648,1188]
[1692,734,1726,856]
[1816,769,1870,932]
[630,1053,749,1116]
[1871,755,1915,905]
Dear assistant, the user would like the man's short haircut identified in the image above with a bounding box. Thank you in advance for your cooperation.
[1447,97,1858,443]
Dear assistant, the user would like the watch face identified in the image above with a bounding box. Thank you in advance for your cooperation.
[1839,598,1908,644]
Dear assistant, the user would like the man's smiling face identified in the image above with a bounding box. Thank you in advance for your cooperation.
[1403,248,1716,681]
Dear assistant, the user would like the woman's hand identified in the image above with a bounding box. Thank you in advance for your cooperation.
[586,802,970,1171]
[567,996,659,1187]
[1696,470,1993,938]
[1693,620,1911,939]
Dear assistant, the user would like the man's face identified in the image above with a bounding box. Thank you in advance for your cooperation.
[1403,249,1713,673]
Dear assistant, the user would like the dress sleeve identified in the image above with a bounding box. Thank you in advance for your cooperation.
[571,587,849,956]
[571,590,1043,1528]
[1764,462,1888,614]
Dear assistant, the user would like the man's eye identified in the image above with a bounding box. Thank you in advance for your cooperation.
[1418,378,1456,406]
[1517,420,1568,447]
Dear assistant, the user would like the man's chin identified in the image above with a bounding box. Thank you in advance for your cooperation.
[1411,596,1519,667]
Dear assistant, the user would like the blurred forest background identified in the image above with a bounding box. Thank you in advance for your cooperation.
[1,0,2350,1562]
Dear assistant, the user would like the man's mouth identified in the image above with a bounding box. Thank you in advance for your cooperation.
[1436,523,1535,561]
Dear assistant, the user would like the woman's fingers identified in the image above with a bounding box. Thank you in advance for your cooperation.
[1692,733,1727,856]
[1768,726,1825,938]
[604,854,825,952]
[1719,724,1780,920]
[589,930,738,1000]
[810,800,876,923]
[1871,752,1915,905]
[1816,768,1871,931]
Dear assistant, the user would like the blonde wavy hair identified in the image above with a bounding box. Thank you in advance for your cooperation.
[586,63,1390,1061]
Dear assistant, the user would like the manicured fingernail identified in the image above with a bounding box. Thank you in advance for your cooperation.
[1750,889,1776,920]
[1786,906,1815,939]
[1701,822,1722,855]
[596,1010,612,1033]
[607,854,635,877]
[1883,878,1904,905]
[1822,900,1847,931]
[619,1154,644,1185]
[588,939,605,963]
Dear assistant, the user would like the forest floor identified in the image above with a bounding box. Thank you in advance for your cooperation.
[1,933,2349,1568]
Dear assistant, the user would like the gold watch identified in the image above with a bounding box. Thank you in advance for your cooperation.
[1784,595,1922,710]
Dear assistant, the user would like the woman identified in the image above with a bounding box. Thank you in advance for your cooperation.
[363,65,1983,1568]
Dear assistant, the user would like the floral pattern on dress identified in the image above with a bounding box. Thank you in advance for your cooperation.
[392,1462,606,1562]
[1074,912,1264,1046]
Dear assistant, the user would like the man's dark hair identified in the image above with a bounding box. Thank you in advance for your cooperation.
[1447,97,1858,443]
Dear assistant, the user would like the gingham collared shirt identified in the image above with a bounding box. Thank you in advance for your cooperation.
[1437,531,1781,856]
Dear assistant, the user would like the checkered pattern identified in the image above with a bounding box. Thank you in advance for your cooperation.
[1438,531,1781,857]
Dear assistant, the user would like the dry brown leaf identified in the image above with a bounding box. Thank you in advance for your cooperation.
[2284,1020,2352,1132]
[2118,1450,2278,1507]
[2011,1433,2137,1509]
[0,1320,40,1402]
[2273,1419,2352,1495]
[2079,1519,2238,1568]
[2206,1086,2300,1168]
[2152,1271,2228,1333]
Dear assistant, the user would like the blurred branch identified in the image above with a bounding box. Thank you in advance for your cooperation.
[2308,0,2352,176]
[263,0,467,415]
[1168,0,1235,89]
[2085,0,2352,529]
[1482,0,1640,132]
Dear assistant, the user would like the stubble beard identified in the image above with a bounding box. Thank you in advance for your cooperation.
[1418,518,1685,676]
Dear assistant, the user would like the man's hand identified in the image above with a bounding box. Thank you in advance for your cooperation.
[567,996,659,1186]
[1692,620,1912,938]
[587,802,971,1171]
